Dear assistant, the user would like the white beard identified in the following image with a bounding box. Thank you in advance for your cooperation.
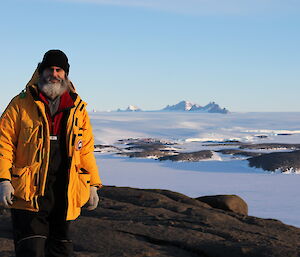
[38,76,69,100]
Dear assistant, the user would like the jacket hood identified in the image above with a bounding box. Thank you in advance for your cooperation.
[26,67,76,93]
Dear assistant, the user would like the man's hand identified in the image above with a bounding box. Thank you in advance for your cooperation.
[86,186,99,211]
[0,181,14,208]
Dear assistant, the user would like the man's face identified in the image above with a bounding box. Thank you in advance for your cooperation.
[42,66,66,83]
[38,66,69,100]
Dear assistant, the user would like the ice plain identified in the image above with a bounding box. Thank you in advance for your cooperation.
[91,111,300,227]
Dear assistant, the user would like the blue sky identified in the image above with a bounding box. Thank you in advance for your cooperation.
[0,0,299,112]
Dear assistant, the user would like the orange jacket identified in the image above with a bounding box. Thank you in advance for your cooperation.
[0,70,102,220]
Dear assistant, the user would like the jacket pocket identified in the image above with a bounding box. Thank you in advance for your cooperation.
[16,125,42,166]
[76,167,91,207]
[11,166,31,201]
[71,130,83,166]
[11,164,38,201]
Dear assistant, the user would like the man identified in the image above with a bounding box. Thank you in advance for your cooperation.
[0,50,102,257]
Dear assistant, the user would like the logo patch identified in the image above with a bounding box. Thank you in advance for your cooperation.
[76,140,83,151]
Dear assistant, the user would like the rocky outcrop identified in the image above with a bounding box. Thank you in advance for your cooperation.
[216,149,262,157]
[116,138,180,159]
[240,143,300,150]
[121,150,177,159]
[76,186,299,257]
[196,195,248,215]
[1,186,299,257]
[96,139,300,173]
[159,150,213,161]
[248,150,300,172]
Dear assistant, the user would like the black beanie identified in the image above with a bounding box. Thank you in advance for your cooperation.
[38,50,70,75]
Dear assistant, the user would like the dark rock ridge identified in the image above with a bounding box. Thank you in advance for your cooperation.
[94,144,122,153]
[202,139,241,144]
[112,138,215,162]
[121,150,177,159]
[0,186,300,257]
[119,138,176,147]
[159,150,213,162]
[256,135,268,138]
[124,143,168,151]
[248,150,300,172]
[240,143,300,150]
[216,149,262,157]
[117,138,180,159]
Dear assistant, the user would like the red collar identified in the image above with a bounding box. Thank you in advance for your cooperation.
[39,91,75,113]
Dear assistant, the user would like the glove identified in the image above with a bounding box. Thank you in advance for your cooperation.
[86,186,99,211]
[0,181,14,208]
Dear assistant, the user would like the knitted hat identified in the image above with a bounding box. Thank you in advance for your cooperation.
[38,50,70,74]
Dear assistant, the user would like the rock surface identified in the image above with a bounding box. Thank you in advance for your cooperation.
[240,143,300,150]
[248,150,300,172]
[1,186,299,257]
[196,195,248,215]
[216,149,262,157]
[159,150,213,161]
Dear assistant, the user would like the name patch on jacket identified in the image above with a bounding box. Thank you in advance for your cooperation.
[50,135,58,141]
[76,139,83,151]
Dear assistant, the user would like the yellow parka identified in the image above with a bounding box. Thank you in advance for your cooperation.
[0,70,102,220]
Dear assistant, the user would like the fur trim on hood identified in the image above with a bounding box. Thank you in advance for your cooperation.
[25,67,76,93]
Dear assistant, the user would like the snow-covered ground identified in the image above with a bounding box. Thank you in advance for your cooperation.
[91,111,300,228]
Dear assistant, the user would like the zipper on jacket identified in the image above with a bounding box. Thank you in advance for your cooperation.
[34,173,38,186]
[33,196,39,209]
[68,100,82,156]
[71,134,76,146]
[79,104,84,111]
[79,168,90,174]
[36,124,43,196]
[35,103,49,197]
[36,149,40,162]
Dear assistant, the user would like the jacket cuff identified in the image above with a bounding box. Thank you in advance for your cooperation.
[0,178,10,183]
[91,184,102,189]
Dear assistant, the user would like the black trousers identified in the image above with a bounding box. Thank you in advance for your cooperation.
[11,209,73,257]
[11,138,73,257]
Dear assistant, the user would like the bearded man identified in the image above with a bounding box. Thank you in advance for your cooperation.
[0,50,102,257]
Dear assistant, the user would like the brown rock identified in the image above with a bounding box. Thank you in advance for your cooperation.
[0,186,299,257]
[196,194,248,215]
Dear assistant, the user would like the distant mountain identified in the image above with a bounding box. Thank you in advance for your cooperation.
[115,101,228,114]
[162,101,229,114]
[117,105,142,112]
[163,101,199,111]
[192,102,229,114]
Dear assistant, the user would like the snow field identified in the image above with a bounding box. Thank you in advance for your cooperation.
[91,112,300,227]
